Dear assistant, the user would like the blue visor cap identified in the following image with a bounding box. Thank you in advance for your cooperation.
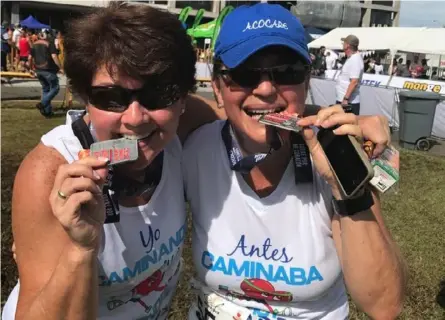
[215,3,311,68]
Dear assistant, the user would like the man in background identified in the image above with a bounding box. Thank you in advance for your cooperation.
[31,31,62,118]
[1,22,10,71]
[335,34,364,115]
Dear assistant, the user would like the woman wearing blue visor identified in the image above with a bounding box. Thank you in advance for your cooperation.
[184,4,405,320]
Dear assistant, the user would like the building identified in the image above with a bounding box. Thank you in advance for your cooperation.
[359,0,401,27]
[1,0,400,31]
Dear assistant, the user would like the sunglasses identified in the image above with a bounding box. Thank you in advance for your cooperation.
[88,84,181,112]
[219,63,310,89]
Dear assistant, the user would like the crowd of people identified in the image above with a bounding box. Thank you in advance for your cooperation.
[310,44,435,79]
[1,23,65,73]
[3,3,405,320]
[1,22,69,117]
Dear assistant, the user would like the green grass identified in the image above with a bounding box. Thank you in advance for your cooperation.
[1,108,445,319]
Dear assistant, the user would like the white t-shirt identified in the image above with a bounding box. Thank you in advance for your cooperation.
[183,120,348,320]
[335,52,364,104]
[2,111,187,320]
[325,55,336,70]
[12,29,21,46]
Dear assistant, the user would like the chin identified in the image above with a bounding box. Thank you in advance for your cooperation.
[233,111,269,146]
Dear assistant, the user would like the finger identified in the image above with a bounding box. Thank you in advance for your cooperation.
[76,156,110,182]
[76,156,109,168]
[315,105,345,126]
[297,115,318,127]
[332,124,363,139]
[53,160,107,190]
[299,127,319,151]
[320,112,357,129]
[373,143,387,158]
[55,191,96,227]
[57,176,102,200]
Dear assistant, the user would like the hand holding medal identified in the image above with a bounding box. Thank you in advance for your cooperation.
[49,153,110,251]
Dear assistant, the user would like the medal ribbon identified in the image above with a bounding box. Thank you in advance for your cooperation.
[221,120,313,184]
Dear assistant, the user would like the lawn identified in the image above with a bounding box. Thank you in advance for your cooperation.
[1,108,445,319]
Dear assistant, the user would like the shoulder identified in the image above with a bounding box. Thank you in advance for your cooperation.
[177,94,226,143]
[352,53,364,65]
[15,143,67,193]
[183,120,223,159]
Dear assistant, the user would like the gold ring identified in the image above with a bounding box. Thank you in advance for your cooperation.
[57,190,68,200]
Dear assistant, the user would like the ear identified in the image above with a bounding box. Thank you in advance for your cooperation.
[211,78,224,108]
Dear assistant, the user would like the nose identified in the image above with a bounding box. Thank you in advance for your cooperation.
[121,100,147,127]
[252,73,277,97]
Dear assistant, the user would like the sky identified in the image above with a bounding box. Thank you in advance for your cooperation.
[398,0,445,27]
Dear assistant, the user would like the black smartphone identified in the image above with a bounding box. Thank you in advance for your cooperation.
[317,128,374,198]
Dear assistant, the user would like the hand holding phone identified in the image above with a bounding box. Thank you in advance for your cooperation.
[317,127,374,198]
[297,105,375,199]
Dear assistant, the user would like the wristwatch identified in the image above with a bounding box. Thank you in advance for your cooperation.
[332,188,374,216]
[343,96,350,101]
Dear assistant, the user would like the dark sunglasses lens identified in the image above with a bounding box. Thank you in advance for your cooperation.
[89,87,130,112]
[225,64,307,88]
[273,66,307,85]
[228,69,262,87]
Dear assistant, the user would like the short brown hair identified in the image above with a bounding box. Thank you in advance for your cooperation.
[64,1,196,101]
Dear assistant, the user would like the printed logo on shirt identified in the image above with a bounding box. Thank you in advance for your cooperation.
[105,248,182,316]
[99,223,186,286]
[201,235,324,295]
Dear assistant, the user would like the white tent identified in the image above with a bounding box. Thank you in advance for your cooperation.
[308,27,445,55]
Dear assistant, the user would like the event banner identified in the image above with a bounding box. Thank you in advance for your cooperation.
[324,70,445,95]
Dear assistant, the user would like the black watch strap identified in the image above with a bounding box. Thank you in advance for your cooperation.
[332,188,374,216]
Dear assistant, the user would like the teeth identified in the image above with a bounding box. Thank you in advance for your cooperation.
[122,132,154,140]
[245,107,285,117]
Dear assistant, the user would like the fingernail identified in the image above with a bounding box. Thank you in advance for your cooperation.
[98,157,109,163]
[333,129,339,134]
[93,171,101,180]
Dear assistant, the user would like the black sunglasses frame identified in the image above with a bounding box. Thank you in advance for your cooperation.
[218,63,311,89]
[88,83,182,112]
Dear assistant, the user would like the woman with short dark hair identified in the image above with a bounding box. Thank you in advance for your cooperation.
[2,3,202,319]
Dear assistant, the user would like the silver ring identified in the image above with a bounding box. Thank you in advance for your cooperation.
[57,190,68,200]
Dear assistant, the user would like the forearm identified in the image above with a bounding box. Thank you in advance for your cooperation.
[337,191,404,318]
[17,245,98,320]
[52,55,62,70]
[344,79,358,99]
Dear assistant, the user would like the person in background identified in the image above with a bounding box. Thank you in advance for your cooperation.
[399,59,411,77]
[419,58,428,79]
[335,34,364,115]
[54,30,72,107]
[325,50,336,70]
[1,22,10,71]
[409,55,421,78]
[389,58,398,76]
[12,24,22,70]
[373,57,384,75]
[312,46,326,76]
[18,30,31,72]
[31,31,62,118]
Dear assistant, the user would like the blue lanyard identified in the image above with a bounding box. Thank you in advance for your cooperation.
[221,121,313,184]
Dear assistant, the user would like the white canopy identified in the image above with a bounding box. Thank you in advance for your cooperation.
[308,27,445,55]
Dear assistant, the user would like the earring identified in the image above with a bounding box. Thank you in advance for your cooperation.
[181,108,186,115]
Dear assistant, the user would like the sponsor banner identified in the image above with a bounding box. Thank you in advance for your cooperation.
[324,70,445,95]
